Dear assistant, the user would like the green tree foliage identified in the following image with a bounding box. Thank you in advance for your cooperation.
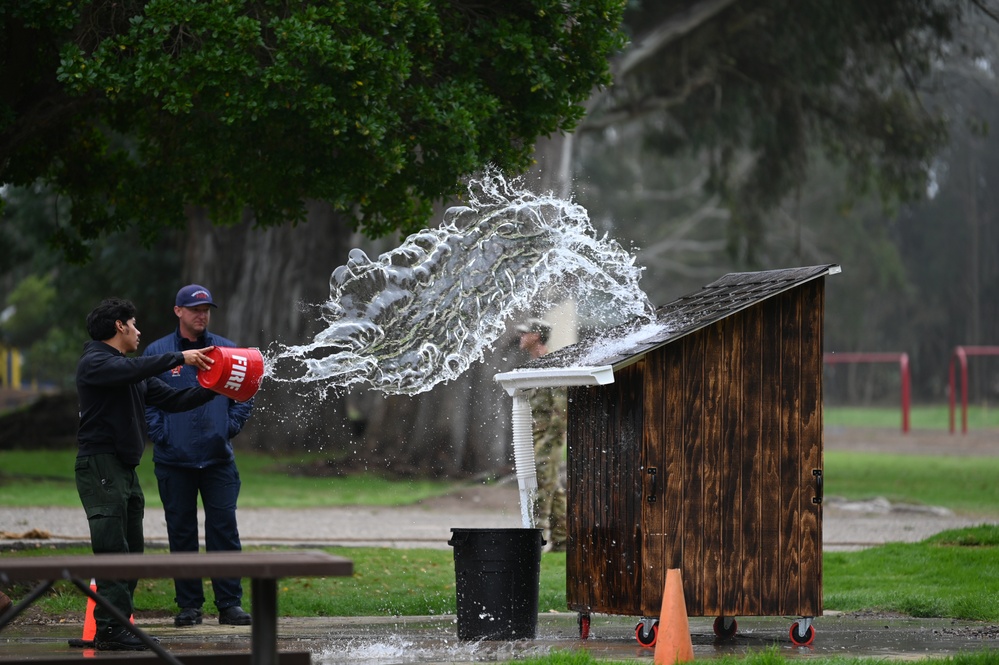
[0,185,184,387]
[1,0,626,259]
[1,274,57,347]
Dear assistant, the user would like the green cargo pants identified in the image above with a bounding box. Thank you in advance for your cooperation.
[74,453,145,634]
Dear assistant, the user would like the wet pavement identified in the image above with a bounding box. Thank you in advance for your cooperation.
[3,612,999,662]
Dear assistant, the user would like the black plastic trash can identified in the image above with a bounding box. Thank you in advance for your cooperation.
[448,527,544,640]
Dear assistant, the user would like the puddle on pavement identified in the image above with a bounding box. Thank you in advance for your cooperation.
[3,614,998,662]
[307,615,999,664]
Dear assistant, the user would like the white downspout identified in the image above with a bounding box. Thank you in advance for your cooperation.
[494,366,615,529]
[510,391,538,528]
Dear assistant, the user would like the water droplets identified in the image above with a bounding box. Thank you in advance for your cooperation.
[266,170,653,396]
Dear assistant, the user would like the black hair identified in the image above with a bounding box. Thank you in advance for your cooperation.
[86,298,137,341]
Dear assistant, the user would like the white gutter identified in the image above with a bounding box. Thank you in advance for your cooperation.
[494,366,616,396]
[493,366,616,528]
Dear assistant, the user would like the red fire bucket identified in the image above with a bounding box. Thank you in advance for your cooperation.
[197,347,264,402]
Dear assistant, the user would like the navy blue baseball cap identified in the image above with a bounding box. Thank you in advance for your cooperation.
[175,284,218,308]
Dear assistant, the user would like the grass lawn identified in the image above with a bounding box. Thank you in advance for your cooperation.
[824,403,999,430]
[4,414,999,664]
[824,451,999,513]
[9,525,999,621]
[521,651,999,665]
[6,440,999,515]
[522,650,999,665]
[0,449,456,508]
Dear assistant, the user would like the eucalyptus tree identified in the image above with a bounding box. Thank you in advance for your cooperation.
[576,0,994,265]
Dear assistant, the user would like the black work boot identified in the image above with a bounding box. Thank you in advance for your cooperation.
[218,605,252,625]
[174,607,203,627]
[95,625,153,651]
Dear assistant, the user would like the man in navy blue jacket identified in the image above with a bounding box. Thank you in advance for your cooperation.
[76,297,217,651]
[143,285,255,628]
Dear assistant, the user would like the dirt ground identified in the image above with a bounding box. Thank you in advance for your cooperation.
[824,426,999,457]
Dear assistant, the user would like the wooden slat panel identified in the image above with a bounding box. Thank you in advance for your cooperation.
[589,383,612,611]
[700,320,725,614]
[779,290,803,614]
[720,312,744,615]
[797,279,824,616]
[607,361,644,613]
[566,385,597,611]
[661,343,687,609]
[641,351,668,615]
[737,304,764,616]
[759,294,783,614]
[680,332,705,616]
[567,364,645,616]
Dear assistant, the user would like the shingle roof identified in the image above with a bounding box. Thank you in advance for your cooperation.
[526,264,840,371]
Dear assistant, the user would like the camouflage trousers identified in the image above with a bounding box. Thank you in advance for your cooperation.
[533,438,567,550]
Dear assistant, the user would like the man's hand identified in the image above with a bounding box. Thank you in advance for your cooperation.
[182,346,215,371]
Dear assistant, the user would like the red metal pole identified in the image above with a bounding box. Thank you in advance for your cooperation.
[948,352,956,434]
[823,351,910,434]
[900,353,910,434]
[960,348,969,435]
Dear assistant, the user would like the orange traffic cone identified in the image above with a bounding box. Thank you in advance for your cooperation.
[81,579,97,642]
[653,568,694,665]
[80,579,134,642]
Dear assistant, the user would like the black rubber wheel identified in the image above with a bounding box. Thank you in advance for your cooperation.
[578,613,590,640]
[635,620,658,647]
[713,615,738,639]
[789,621,815,646]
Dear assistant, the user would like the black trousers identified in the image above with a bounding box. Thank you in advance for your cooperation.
[74,453,144,634]
[155,461,244,610]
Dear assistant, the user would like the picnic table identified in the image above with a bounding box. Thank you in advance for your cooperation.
[0,549,353,665]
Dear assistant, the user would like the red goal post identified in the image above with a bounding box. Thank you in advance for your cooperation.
[949,346,999,434]
[823,352,911,433]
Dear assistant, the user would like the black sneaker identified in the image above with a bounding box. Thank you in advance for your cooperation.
[218,605,252,626]
[96,625,154,651]
[174,607,203,627]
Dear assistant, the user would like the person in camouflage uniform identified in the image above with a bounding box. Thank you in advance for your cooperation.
[516,318,568,551]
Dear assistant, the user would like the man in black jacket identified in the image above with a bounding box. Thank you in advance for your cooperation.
[75,298,217,651]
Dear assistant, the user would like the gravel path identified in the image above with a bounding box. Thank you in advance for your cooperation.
[1,488,993,552]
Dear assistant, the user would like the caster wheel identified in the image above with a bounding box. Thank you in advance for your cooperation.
[635,620,658,647]
[578,613,590,640]
[713,615,738,639]
[789,621,815,646]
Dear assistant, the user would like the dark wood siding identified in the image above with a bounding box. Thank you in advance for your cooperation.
[566,360,644,615]
[567,280,824,619]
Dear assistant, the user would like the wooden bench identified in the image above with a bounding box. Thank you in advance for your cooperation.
[0,550,353,665]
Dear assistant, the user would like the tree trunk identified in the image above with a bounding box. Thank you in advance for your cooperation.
[358,344,522,477]
[182,201,359,453]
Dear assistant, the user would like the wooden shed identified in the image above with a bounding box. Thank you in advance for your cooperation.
[508,264,839,646]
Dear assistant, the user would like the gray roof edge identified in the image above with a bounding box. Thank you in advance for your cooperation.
[606,263,841,369]
[517,264,842,373]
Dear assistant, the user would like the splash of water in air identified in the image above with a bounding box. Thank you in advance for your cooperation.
[266,171,654,396]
